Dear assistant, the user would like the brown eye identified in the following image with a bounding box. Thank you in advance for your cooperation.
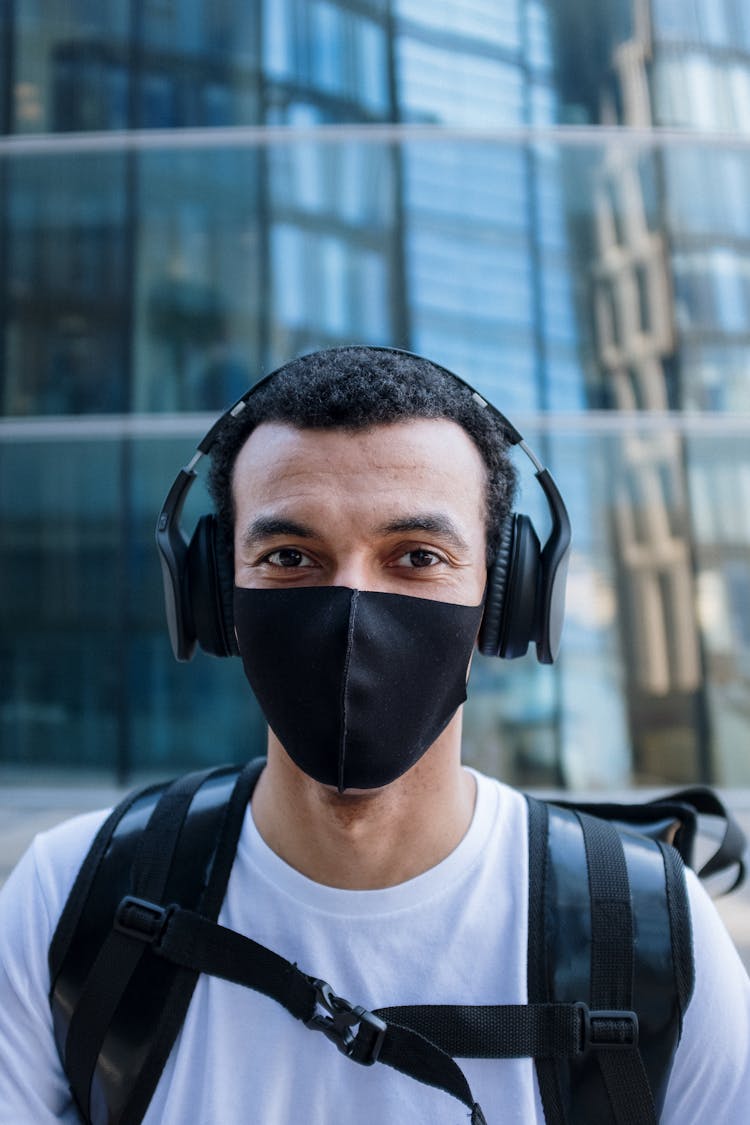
[267,548,307,567]
[404,549,439,568]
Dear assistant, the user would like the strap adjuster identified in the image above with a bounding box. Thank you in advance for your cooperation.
[305,978,386,1066]
[114,896,171,945]
[576,1002,639,1053]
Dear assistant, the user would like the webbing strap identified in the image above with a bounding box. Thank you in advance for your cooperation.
[48,782,165,986]
[63,767,231,1122]
[64,932,147,1118]
[118,902,641,1124]
[658,841,694,1028]
[156,907,316,1021]
[376,1003,584,1058]
[658,787,746,887]
[122,761,263,1125]
[557,787,747,890]
[525,795,567,1122]
[130,767,221,899]
[153,907,482,1116]
[375,1021,485,1124]
[577,812,657,1125]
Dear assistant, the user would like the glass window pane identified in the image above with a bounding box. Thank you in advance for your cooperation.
[396,0,521,50]
[4,153,128,415]
[398,39,525,126]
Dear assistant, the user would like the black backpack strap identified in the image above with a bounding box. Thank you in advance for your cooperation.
[115,895,654,1125]
[48,781,167,989]
[91,896,487,1125]
[527,794,567,1119]
[50,768,707,1125]
[553,786,746,891]
[49,758,264,1125]
[526,796,695,1125]
[577,812,657,1124]
[652,786,746,888]
[62,767,221,1119]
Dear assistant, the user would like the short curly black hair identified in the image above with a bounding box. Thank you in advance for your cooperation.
[206,346,518,567]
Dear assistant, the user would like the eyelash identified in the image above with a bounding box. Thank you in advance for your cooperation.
[394,549,443,568]
[259,547,446,570]
[262,548,315,568]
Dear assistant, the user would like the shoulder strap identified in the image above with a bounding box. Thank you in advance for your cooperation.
[552,785,746,891]
[49,758,264,1125]
[51,771,725,1125]
[526,795,696,1125]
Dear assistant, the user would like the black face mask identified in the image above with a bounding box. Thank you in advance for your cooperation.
[233,586,484,793]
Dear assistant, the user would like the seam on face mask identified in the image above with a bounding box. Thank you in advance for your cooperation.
[338,588,359,793]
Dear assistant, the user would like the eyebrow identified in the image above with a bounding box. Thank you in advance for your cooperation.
[240,515,317,550]
[239,512,470,552]
[377,514,469,551]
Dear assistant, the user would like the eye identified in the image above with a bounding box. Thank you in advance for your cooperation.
[395,549,443,569]
[263,547,314,568]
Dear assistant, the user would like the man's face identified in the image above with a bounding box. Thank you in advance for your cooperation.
[231,418,488,607]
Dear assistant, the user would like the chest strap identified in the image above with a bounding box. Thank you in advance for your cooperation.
[113,893,653,1125]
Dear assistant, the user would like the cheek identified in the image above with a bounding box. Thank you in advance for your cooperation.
[469,563,488,605]
[459,525,489,605]
[453,506,489,604]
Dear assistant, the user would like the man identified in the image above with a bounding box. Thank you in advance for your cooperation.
[0,346,748,1123]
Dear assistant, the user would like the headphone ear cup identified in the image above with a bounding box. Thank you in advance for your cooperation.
[186,514,238,657]
[478,519,515,657]
[479,515,541,659]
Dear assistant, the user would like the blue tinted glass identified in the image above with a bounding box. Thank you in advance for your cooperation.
[398,38,525,126]
[5,154,128,415]
[396,0,521,50]
[133,149,260,411]
[3,3,750,798]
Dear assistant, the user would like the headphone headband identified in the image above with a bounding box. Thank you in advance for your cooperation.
[156,346,571,665]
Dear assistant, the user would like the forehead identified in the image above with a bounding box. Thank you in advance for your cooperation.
[230,418,487,519]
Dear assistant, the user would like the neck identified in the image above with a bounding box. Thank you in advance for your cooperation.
[250,721,476,889]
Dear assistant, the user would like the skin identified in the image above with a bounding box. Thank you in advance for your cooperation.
[232,418,489,890]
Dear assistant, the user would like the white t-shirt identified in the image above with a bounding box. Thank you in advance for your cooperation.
[0,771,748,1124]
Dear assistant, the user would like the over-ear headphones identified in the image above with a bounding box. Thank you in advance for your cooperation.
[156,347,571,666]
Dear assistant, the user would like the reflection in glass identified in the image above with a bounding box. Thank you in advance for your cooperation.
[2,0,750,793]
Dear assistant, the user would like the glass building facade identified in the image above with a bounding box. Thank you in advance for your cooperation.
[1,0,749,790]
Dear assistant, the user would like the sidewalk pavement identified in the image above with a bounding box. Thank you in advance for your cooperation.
[1,783,749,972]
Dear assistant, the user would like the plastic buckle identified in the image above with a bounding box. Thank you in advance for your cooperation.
[305,978,386,1066]
[576,1002,639,1053]
[114,896,171,945]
